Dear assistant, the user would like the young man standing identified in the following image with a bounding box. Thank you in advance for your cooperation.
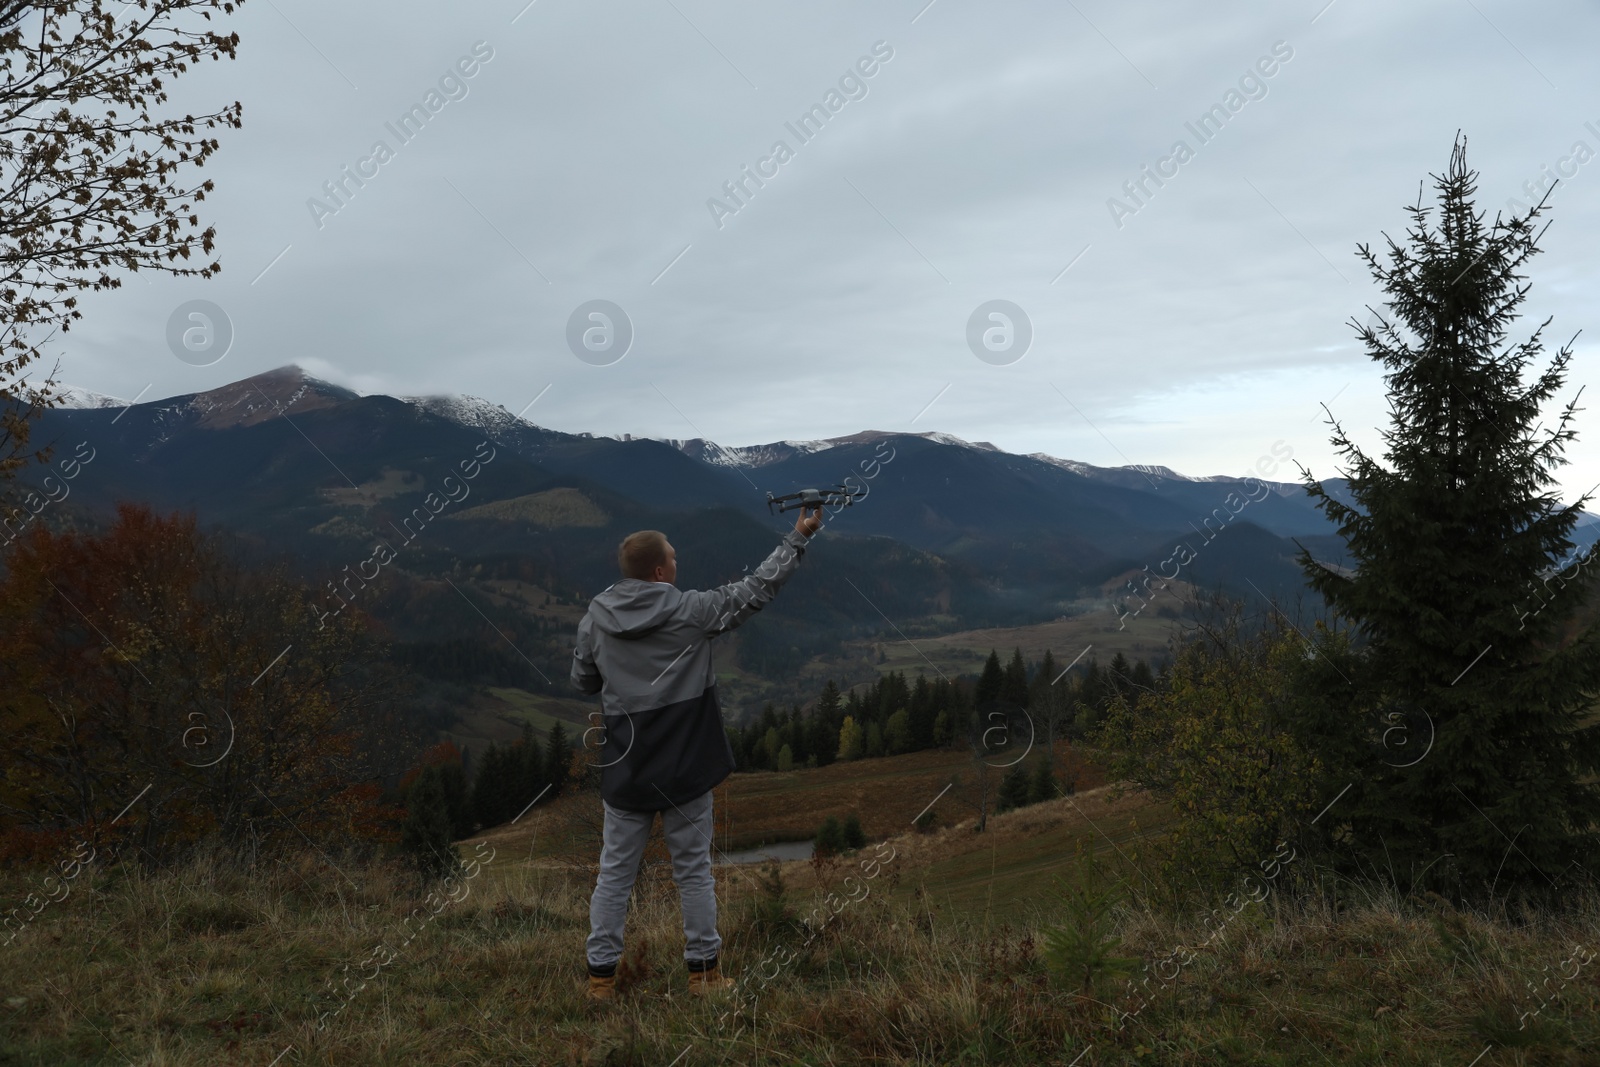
[572,506,823,1000]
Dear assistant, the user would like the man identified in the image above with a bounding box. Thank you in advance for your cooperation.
[572,506,823,1001]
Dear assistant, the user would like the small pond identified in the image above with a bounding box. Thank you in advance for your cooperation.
[715,839,815,865]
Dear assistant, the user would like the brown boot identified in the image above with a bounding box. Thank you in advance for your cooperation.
[687,959,732,997]
[586,965,618,1002]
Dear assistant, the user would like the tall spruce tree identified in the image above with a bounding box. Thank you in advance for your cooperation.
[1031,649,1065,787]
[517,723,548,814]
[545,722,570,798]
[471,742,510,828]
[1298,138,1600,894]
[976,650,1004,710]
[1002,648,1030,708]
[817,679,842,721]
[436,758,471,839]
[1107,652,1134,702]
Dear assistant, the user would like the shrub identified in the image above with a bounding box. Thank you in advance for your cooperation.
[842,813,866,851]
[1040,849,1138,998]
[814,816,845,857]
[1095,601,1322,898]
[400,767,459,879]
[747,861,797,937]
[997,762,1031,813]
[1027,756,1056,804]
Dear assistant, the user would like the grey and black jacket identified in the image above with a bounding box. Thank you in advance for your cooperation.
[571,529,811,812]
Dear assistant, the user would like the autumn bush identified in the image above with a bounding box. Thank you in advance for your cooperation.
[0,504,413,865]
[1095,603,1327,906]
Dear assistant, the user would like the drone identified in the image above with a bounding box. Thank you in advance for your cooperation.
[765,485,866,515]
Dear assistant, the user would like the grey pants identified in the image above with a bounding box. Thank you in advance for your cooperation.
[586,789,721,970]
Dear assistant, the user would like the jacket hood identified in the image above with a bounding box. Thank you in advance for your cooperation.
[587,579,682,639]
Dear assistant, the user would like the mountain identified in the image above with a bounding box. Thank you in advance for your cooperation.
[25,364,1600,730]
[35,365,1353,595]
[21,365,1405,694]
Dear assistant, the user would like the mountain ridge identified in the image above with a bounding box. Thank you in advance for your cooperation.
[58,365,1298,488]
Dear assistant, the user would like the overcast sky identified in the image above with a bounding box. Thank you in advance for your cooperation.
[55,0,1600,494]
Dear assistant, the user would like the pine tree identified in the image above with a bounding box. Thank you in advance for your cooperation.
[997,762,1031,812]
[776,744,794,772]
[842,813,866,850]
[909,674,935,749]
[471,742,507,828]
[1028,755,1056,804]
[976,650,1003,711]
[885,708,912,754]
[1130,659,1155,693]
[400,766,459,878]
[1108,652,1134,702]
[1002,648,1030,708]
[1298,137,1600,894]
[817,680,841,720]
[517,723,548,815]
[815,816,845,857]
[810,713,839,768]
[788,705,810,764]
[1041,847,1138,997]
[1031,649,1066,785]
[436,758,471,839]
[545,722,571,799]
[1075,659,1107,737]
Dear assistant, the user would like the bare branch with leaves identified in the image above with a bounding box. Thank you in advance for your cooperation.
[0,0,246,487]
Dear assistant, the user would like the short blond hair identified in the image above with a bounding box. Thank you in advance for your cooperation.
[618,530,669,579]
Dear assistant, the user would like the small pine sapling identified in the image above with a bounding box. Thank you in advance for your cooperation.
[1040,848,1138,999]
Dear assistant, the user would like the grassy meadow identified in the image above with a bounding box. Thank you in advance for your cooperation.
[3,749,1597,1065]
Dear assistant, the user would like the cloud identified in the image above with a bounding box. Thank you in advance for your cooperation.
[54,0,1600,491]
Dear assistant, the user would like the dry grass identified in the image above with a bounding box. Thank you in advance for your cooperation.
[5,799,1597,1066]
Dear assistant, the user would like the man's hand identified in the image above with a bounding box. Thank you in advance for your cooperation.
[794,505,823,538]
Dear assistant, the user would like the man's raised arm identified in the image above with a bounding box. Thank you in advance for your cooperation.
[687,507,822,637]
